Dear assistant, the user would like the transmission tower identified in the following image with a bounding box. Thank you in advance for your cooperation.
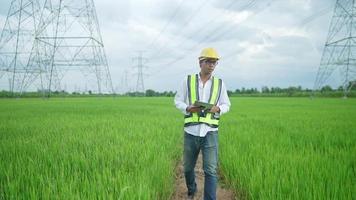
[0,0,114,97]
[314,0,356,97]
[123,69,129,93]
[0,0,41,95]
[133,51,147,93]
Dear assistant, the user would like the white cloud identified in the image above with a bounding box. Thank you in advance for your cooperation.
[220,10,252,25]
[290,0,312,10]
[0,0,343,92]
[265,27,308,38]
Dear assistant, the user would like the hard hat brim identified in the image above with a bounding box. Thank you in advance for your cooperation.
[199,57,219,61]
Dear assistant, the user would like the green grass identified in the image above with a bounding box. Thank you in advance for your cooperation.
[220,98,356,199]
[0,97,182,199]
[0,97,355,199]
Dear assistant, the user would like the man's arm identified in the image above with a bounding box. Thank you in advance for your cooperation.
[174,78,190,115]
[216,81,231,115]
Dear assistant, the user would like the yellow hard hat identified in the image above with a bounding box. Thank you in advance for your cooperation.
[199,47,220,60]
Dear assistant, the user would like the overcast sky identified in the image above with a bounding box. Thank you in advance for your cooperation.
[0,0,338,93]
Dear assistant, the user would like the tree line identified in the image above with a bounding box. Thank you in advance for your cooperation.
[227,84,356,97]
[0,83,355,98]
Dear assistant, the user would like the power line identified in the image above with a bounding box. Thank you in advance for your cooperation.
[208,1,269,43]
[221,2,333,63]
[148,0,212,60]
[145,0,185,51]
[188,0,259,50]
[299,5,333,27]
[222,1,332,63]
[151,0,263,70]
[149,0,244,62]
[218,1,274,61]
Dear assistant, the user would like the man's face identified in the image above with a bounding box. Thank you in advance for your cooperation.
[200,59,218,75]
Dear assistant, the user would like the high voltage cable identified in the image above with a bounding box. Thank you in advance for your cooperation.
[145,0,185,51]
[148,0,211,60]
[152,0,261,69]
[209,1,270,42]
[148,0,243,61]
[219,1,275,61]
[222,3,333,64]
[299,5,333,27]
[188,0,259,51]
[145,0,335,84]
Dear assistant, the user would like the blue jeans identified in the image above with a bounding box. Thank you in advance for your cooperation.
[183,131,218,200]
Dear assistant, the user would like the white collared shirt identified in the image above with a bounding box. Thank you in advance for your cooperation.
[174,73,231,137]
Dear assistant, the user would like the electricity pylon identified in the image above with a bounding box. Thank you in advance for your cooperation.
[133,51,147,93]
[0,0,41,95]
[0,0,115,97]
[314,0,356,97]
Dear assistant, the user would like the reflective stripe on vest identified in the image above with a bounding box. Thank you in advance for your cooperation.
[184,74,222,128]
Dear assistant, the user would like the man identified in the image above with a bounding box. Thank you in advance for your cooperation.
[174,47,231,200]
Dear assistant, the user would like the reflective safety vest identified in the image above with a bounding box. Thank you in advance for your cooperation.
[184,74,222,128]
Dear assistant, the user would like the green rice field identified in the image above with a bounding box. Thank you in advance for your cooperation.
[0,97,355,199]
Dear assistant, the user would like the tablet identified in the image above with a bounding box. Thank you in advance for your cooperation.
[194,101,213,110]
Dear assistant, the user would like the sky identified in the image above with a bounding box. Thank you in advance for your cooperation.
[0,0,338,93]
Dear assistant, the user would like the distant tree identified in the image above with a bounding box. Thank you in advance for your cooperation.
[227,90,233,96]
[261,86,270,93]
[271,87,282,93]
[347,81,356,91]
[162,91,175,97]
[244,88,259,94]
[145,89,156,97]
[337,86,344,91]
[321,85,333,92]
[169,91,176,97]
[286,86,299,96]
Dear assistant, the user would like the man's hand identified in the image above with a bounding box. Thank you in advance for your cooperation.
[209,106,220,113]
[186,105,202,113]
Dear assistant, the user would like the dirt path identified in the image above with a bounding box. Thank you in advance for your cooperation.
[171,153,236,200]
